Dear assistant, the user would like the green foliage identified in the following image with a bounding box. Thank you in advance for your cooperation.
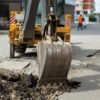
[88,14,95,22]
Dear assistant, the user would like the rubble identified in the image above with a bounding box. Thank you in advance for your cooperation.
[0,69,81,100]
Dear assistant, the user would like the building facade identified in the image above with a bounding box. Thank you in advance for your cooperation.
[75,0,95,21]
[0,0,22,20]
[94,0,100,22]
[83,0,95,14]
[75,0,83,21]
[0,0,22,29]
[0,0,76,29]
[65,0,76,23]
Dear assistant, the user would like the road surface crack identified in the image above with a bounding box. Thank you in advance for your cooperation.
[87,50,100,57]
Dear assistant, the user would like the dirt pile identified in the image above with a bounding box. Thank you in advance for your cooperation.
[0,69,81,100]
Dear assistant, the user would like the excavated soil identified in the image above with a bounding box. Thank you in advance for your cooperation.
[0,69,81,100]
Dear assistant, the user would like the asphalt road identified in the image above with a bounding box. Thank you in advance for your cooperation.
[59,24,100,100]
[0,24,100,100]
[0,34,9,58]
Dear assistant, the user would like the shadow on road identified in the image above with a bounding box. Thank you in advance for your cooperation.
[71,44,100,92]
[15,52,37,59]
[71,44,100,61]
[72,70,100,92]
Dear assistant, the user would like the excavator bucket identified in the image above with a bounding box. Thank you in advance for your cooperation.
[37,41,72,83]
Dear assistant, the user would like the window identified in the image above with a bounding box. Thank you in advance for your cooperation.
[84,11,88,14]
[76,11,80,15]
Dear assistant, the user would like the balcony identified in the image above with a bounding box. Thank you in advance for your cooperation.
[75,3,83,10]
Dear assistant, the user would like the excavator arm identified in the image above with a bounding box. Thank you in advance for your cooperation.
[22,0,72,83]
[37,0,72,83]
[22,0,40,39]
[22,0,50,39]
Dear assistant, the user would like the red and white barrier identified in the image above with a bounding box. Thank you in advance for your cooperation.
[10,15,15,24]
[65,17,71,27]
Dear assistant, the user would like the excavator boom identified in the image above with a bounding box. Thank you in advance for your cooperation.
[23,0,40,39]
[37,0,72,82]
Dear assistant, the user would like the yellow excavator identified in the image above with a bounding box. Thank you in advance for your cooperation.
[9,0,72,83]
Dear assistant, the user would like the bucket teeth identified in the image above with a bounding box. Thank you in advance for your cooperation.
[37,41,72,83]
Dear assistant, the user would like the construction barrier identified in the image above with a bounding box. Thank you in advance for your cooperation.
[64,14,71,42]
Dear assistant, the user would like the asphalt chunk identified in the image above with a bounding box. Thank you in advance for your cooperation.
[0,69,81,100]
